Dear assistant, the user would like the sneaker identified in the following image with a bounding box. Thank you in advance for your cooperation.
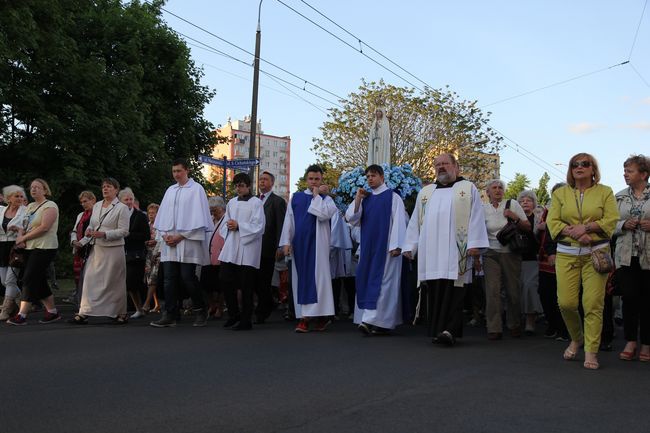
[130,310,146,319]
[543,328,558,339]
[7,314,27,326]
[149,313,177,328]
[39,311,62,324]
[313,318,331,332]
[295,319,309,333]
[193,310,208,327]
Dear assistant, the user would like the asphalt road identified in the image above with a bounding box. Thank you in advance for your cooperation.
[2,307,648,433]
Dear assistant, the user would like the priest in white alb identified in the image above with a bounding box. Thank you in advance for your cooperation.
[279,164,338,333]
[345,164,406,335]
[402,153,489,346]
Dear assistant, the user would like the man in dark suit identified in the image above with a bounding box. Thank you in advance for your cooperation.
[255,171,287,323]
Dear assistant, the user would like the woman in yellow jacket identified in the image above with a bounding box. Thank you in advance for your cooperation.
[547,153,618,370]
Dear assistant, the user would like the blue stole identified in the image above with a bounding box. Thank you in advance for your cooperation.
[292,192,319,304]
[356,188,393,309]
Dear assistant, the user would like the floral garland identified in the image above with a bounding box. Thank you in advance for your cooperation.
[332,163,422,213]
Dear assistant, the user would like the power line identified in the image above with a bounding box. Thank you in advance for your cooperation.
[481,61,629,108]
[629,62,650,88]
[262,71,329,114]
[274,0,425,92]
[155,2,345,102]
[628,0,649,60]
[297,0,434,90]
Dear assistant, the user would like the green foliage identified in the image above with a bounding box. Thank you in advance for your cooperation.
[535,172,551,205]
[311,79,503,184]
[505,173,531,200]
[0,0,216,269]
[294,161,342,193]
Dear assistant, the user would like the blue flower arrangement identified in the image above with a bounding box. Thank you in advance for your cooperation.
[332,163,422,213]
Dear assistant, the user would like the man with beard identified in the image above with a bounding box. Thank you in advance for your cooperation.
[402,153,489,346]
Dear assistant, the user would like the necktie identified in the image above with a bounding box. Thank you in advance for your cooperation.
[260,194,265,200]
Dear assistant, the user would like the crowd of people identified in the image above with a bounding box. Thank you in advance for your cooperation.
[1,153,649,371]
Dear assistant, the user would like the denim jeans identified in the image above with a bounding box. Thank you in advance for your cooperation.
[162,261,205,315]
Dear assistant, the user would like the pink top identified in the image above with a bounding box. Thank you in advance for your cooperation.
[209,217,225,265]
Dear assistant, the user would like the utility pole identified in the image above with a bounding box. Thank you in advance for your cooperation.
[248,0,263,195]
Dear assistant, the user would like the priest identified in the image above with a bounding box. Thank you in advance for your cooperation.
[402,153,489,346]
[345,164,406,335]
[150,158,214,328]
[279,165,338,333]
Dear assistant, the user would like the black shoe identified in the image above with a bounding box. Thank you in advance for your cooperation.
[149,313,176,328]
[437,330,455,347]
[223,317,239,328]
[543,328,558,339]
[193,309,208,327]
[371,326,391,336]
[358,322,371,335]
[600,341,613,352]
[231,321,252,331]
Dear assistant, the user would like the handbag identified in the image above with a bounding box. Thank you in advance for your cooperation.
[591,247,614,274]
[8,245,25,268]
[495,200,529,254]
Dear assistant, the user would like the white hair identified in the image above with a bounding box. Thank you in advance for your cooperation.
[208,196,226,209]
[517,189,538,208]
[2,185,25,200]
[118,187,135,200]
[486,179,505,190]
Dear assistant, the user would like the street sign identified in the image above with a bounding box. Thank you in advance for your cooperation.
[226,158,260,168]
[198,155,227,167]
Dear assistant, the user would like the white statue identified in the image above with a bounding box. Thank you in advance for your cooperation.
[367,107,391,166]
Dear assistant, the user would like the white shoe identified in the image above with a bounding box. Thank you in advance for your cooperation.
[130,311,145,319]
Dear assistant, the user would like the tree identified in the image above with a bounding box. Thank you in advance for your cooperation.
[535,172,551,206]
[505,173,531,200]
[312,79,502,184]
[0,0,216,275]
[294,161,341,193]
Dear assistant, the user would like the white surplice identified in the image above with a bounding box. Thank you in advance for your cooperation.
[279,190,337,318]
[329,211,354,278]
[346,184,406,329]
[218,196,265,268]
[402,181,488,283]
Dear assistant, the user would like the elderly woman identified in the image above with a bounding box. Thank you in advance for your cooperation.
[7,179,60,325]
[69,178,130,324]
[483,179,531,340]
[143,203,161,313]
[201,196,226,318]
[69,191,96,298]
[517,190,544,335]
[120,188,150,319]
[614,154,650,362]
[0,185,27,320]
[547,153,618,370]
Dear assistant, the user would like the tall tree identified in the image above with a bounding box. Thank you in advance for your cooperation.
[535,172,551,206]
[0,0,216,212]
[312,79,502,185]
[505,173,530,200]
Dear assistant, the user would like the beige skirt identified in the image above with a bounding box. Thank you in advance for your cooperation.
[80,245,127,318]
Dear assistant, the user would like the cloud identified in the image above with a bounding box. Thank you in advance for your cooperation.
[568,122,604,134]
[642,97,650,105]
[619,121,650,130]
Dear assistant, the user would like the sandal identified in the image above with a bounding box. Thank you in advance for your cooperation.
[583,359,600,370]
[113,315,128,325]
[67,314,88,325]
[619,350,637,361]
[563,348,577,361]
[639,353,650,362]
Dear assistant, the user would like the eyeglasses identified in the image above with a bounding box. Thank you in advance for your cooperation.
[571,161,591,169]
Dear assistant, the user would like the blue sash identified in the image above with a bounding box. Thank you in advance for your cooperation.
[356,189,392,309]
[292,193,319,304]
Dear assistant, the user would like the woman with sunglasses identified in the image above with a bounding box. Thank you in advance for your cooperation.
[547,153,618,369]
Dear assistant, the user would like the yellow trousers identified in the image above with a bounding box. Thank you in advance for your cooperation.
[555,252,608,353]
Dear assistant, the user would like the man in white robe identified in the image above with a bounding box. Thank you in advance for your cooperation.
[150,158,214,328]
[330,210,356,320]
[218,172,265,330]
[346,164,406,335]
[279,165,337,332]
[402,153,489,346]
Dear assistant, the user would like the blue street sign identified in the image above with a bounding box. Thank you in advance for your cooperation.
[198,155,227,167]
[226,158,260,168]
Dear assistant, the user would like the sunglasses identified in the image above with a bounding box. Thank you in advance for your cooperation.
[571,161,592,169]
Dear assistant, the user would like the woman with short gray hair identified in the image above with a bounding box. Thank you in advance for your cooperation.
[517,189,543,335]
[483,179,531,340]
[0,185,27,320]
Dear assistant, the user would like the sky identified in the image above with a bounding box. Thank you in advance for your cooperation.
[162,0,650,194]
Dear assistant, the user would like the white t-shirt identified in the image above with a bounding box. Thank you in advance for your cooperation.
[483,199,527,252]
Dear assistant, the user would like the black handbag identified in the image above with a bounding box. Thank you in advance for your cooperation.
[8,245,26,268]
[495,200,529,254]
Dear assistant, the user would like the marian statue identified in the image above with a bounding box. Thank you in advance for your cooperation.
[367,107,391,166]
